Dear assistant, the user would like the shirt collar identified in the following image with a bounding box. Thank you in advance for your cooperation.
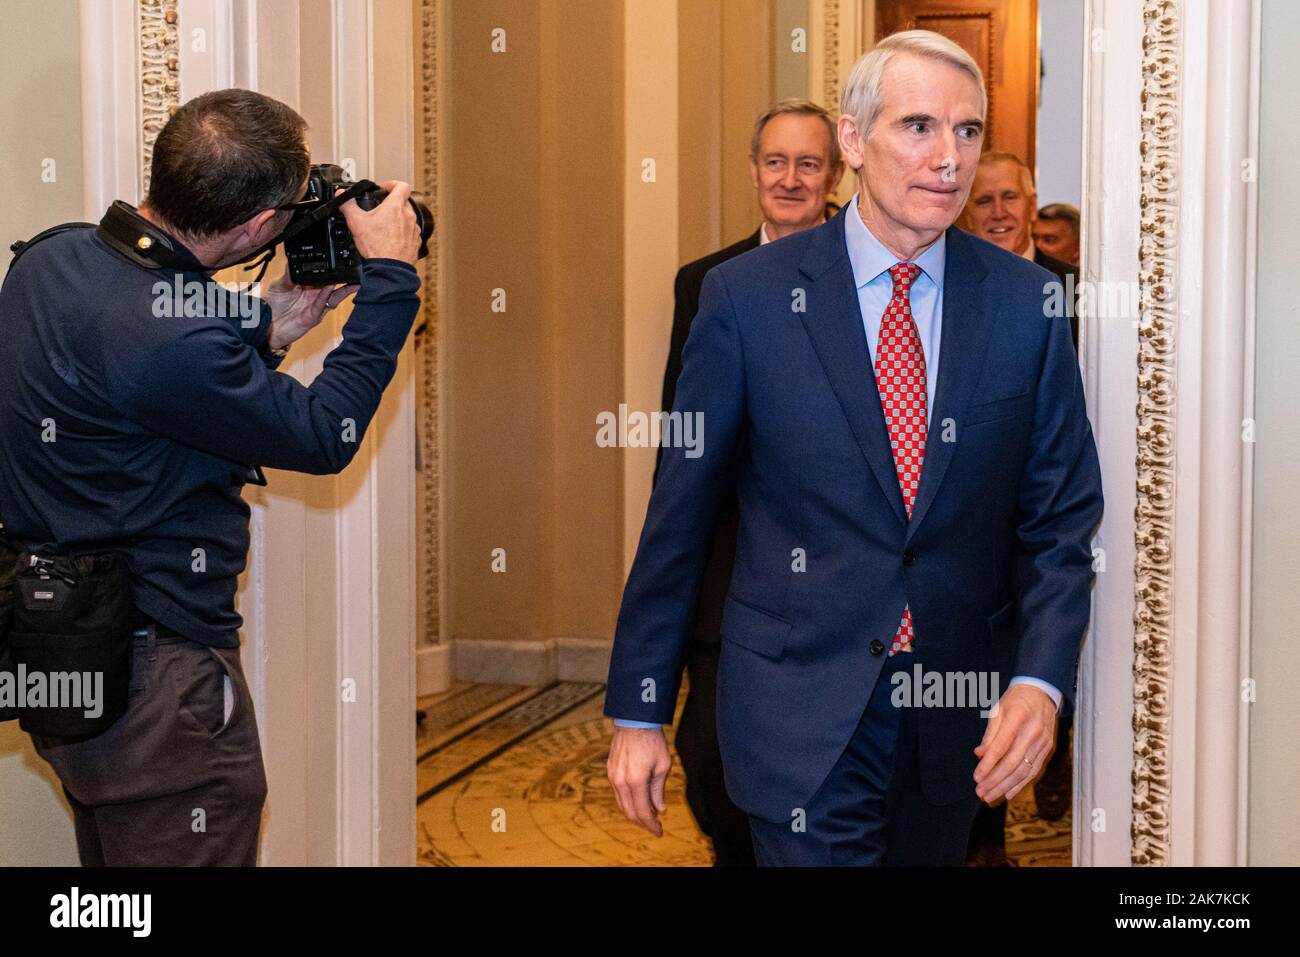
[760,214,829,247]
[844,192,946,291]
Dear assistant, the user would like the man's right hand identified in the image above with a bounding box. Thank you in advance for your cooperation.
[341,180,421,266]
[607,725,672,836]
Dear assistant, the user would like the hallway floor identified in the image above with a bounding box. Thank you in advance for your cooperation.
[416,681,1070,866]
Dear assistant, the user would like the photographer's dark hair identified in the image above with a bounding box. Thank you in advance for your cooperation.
[145,89,310,238]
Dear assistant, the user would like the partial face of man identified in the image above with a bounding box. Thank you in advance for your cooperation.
[214,166,311,269]
[964,159,1035,254]
[851,53,984,254]
[750,113,841,235]
[1032,218,1079,265]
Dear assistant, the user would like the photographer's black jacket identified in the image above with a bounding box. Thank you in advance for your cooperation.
[0,221,421,647]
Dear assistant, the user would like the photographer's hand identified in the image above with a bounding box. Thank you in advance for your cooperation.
[341,180,421,266]
[264,271,359,351]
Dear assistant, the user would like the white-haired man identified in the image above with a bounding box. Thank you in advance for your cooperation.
[605,30,1102,865]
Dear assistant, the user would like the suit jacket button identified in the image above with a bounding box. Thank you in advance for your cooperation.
[902,548,916,566]
[869,639,885,656]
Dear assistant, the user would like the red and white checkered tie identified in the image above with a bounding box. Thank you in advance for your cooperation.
[875,262,926,655]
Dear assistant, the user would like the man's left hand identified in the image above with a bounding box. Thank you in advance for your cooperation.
[263,270,359,352]
[972,684,1058,805]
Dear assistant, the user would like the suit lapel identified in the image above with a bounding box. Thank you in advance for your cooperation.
[797,209,908,526]
[904,226,992,542]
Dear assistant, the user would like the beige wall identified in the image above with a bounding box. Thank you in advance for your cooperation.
[540,0,626,641]
[720,0,775,245]
[677,0,815,261]
[678,0,725,264]
[774,0,811,100]
[1249,0,1300,866]
[622,0,679,574]
[442,1,797,662]
[0,0,84,867]
[444,1,625,647]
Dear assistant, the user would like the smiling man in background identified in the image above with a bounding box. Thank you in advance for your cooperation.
[961,152,1080,349]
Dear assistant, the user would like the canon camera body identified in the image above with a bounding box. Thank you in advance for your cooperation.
[283,163,433,286]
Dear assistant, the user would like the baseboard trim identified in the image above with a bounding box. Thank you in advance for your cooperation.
[448,637,612,686]
[417,643,452,697]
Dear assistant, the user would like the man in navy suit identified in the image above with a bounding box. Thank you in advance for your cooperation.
[605,29,1103,865]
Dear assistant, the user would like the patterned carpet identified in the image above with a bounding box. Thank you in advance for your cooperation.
[416,681,1070,866]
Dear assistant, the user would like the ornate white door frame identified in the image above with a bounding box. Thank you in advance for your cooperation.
[77,0,418,866]
[1077,0,1144,867]
[1080,0,1260,868]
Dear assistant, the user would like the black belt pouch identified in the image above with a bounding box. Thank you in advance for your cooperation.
[7,552,134,738]
[0,536,20,722]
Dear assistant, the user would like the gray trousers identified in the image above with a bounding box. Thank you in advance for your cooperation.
[29,625,267,866]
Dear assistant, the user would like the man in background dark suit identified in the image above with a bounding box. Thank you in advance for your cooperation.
[959,151,1080,865]
[643,98,844,866]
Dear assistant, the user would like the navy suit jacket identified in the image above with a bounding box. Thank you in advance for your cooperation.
[604,205,1103,823]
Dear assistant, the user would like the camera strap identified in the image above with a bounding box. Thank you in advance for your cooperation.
[7,203,207,288]
[5,222,96,290]
[9,181,381,288]
[96,201,207,272]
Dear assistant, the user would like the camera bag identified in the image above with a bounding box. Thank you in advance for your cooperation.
[0,529,20,722]
[6,550,135,738]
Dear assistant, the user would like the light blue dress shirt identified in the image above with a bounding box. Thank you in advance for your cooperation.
[846,194,946,425]
[615,197,1060,728]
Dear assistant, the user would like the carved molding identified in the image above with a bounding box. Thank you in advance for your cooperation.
[138,0,180,195]
[1133,0,1180,867]
[416,0,442,645]
[823,0,840,111]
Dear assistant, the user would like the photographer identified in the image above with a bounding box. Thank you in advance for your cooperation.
[0,89,422,866]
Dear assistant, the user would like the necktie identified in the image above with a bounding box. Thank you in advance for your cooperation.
[875,262,926,655]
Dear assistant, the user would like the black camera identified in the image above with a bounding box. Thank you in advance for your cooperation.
[282,164,433,286]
